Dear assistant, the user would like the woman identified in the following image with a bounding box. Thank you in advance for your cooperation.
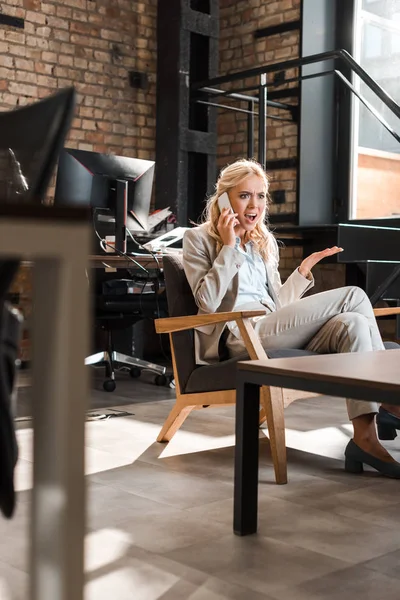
[183,158,400,477]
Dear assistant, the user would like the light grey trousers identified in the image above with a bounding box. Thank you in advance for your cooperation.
[226,286,385,420]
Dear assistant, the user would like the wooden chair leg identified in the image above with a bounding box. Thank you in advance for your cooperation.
[259,407,267,426]
[157,404,195,443]
[260,386,287,484]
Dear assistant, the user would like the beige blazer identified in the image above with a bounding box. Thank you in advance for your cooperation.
[183,223,314,364]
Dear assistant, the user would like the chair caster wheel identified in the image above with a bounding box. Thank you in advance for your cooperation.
[103,379,116,392]
[155,374,167,386]
[130,367,141,378]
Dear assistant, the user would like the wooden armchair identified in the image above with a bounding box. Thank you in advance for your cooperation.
[155,254,400,485]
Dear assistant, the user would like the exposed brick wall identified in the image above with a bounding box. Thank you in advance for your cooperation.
[218,0,301,219]
[1,0,157,360]
[0,0,157,169]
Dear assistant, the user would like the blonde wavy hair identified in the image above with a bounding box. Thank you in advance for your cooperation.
[203,158,276,264]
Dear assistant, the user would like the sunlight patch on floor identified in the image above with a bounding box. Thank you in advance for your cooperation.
[279,424,353,459]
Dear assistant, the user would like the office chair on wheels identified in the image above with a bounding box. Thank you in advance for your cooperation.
[53,147,169,391]
[86,271,169,391]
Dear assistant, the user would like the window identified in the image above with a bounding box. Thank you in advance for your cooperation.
[349,0,400,220]
[392,13,400,53]
[363,24,382,58]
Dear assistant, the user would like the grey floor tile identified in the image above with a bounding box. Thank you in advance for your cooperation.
[138,445,237,485]
[275,444,380,486]
[15,371,175,419]
[269,563,400,600]
[87,481,178,530]
[85,549,186,600]
[352,501,400,529]
[13,458,33,494]
[256,436,376,489]
[208,476,400,541]
[85,540,274,600]
[164,534,350,597]
[89,459,233,509]
[8,379,400,600]
[183,498,235,527]
[171,577,275,600]
[0,501,29,573]
[283,395,349,432]
[255,496,400,563]
[114,510,229,554]
[362,548,400,581]
[300,480,400,519]
[0,559,28,600]
[259,468,364,503]
[259,454,399,516]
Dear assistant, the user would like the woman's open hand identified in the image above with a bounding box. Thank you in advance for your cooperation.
[299,246,343,278]
[217,207,239,248]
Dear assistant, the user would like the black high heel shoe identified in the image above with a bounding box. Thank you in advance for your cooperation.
[376,408,400,441]
[344,440,400,478]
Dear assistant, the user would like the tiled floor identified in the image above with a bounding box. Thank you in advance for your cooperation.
[3,369,400,599]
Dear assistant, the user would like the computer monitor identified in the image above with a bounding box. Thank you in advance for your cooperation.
[54,148,155,253]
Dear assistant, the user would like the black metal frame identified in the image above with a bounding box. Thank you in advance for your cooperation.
[191,48,400,223]
[335,0,356,222]
[155,0,219,226]
[234,358,400,536]
[254,20,301,40]
[0,14,24,29]
[192,50,400,119]
[192,49,400,156]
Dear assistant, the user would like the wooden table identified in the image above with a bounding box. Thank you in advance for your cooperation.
[0,207,91,600]
[234,349,400,536]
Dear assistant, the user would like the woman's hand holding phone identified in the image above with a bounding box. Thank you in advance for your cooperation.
[217,193,239,247]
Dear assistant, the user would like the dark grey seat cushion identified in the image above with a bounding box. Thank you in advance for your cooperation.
[383,341,399,350]
[185,342,400,395]
[162,255,198,392]
[185,348,319,394]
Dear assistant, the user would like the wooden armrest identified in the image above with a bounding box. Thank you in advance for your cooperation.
[154,310,266,334]
[374,307,400,317]
[157,304,400,361]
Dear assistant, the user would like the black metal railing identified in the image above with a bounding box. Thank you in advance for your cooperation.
[191,49,400,167]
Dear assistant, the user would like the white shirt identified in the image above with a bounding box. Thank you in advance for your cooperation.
[227,238,276,338]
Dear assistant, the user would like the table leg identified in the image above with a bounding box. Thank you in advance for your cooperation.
[234,378,260,536]
[30,255,89,600]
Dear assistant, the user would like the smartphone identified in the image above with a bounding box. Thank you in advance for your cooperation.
[218,192,233,213]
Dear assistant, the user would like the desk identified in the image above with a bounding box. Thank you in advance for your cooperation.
[90,253,166,271]
[234,349,400,537]
[88,253,170,383]
[0,207,91,600]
